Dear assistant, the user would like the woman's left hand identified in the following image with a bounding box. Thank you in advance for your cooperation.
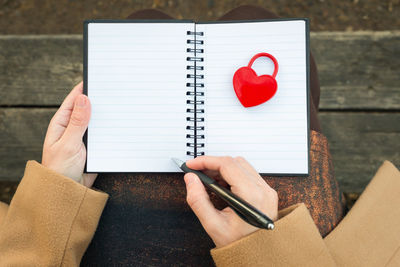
[41,82,97,187]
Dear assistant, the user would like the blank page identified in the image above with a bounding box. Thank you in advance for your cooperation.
[86,22,193,172]
[198,20,309,174]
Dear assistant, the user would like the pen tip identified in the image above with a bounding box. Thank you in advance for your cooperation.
[171,158,184,167]
[267,223,275,230]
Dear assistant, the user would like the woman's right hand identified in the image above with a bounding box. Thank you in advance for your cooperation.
[183,156,279,248]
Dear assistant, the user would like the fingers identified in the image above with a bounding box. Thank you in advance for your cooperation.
[184,173,222,230]
[233,156,262,180]
[45,82,84,146]
[186,156,251,187]
[61,94,91,145]
[232,157,275,192]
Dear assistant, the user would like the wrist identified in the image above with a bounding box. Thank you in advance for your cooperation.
[41,160,82,183]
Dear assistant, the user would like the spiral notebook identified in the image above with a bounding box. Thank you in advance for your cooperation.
[83,19,310,175]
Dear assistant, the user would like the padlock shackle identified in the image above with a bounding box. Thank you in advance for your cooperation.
[247,53,279,78]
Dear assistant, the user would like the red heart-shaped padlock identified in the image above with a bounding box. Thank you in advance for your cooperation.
[233,53,279,108]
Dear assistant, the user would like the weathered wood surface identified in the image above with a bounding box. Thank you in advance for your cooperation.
[1,32,400,109]
[320,112,400,192]
[0,108,399,192]
[311,31,400,110]
[0,36,83,106]
[0,108,51,181]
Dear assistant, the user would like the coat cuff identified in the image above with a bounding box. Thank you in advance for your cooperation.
[0,161,108,266]
[211,203,335,267]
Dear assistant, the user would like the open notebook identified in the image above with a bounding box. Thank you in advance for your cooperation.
[84,19,309,175]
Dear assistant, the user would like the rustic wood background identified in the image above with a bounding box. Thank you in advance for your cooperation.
[1,2,399,265]
[1,32,399,199]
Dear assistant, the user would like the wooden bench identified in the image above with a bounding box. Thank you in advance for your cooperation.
[0,32,399,194]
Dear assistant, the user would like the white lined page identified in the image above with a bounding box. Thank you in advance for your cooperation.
[198,20,308,174]
[86,22,193,172]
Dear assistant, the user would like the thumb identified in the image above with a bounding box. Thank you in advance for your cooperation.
[184,173,222,231]
[62,94,91,144]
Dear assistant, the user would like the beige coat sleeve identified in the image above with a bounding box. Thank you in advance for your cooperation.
[0,202,8,225]
[211,203,336,267]
[211,161,400,267]
[324,161,400,266]
[1,160,399,266]
[0,161,108,266]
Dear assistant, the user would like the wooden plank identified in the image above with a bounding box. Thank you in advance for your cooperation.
[1,108,399,193]
[0,36,82,106]
[320,112,400,192]
[311,32,400,110]
[0,108,54,181]
[1,32,400,109]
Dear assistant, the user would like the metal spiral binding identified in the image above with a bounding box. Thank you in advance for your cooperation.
[186,27,205,157]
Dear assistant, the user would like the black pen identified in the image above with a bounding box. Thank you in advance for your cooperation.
[172,158,275,230]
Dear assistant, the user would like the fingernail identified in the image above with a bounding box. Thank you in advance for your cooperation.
[76,95,86,107]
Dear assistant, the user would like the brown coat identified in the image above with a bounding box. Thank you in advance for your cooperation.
[0,160,399,266]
